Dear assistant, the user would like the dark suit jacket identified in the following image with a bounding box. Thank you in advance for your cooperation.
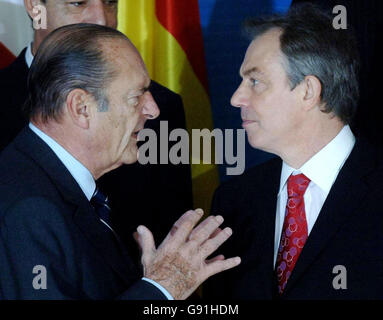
[0,127,167,299]
[204,138,383,299]
[0,49,193,263]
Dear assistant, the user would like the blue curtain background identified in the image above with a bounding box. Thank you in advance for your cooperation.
[198,0,292,181]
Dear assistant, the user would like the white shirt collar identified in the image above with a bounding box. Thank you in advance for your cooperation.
[279,125,356,195]
[29,123,96,200]
[25,42,34,68]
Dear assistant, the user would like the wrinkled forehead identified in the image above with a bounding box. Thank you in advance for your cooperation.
[105,38,146,69]
[102,38,150,85]
[240,29,284,76]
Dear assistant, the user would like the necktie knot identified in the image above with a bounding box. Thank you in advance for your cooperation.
[287,173,310,199]
[91,187,109,206]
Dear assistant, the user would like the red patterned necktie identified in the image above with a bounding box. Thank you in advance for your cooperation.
[276,173,311,294]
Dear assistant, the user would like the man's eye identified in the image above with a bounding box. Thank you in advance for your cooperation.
[128,97,139,107]
[104,0,118,6]
[250,78,259,86]
[69,1,86,7]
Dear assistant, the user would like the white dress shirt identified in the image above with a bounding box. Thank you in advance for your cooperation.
[29,123,173,299]
[273,125,356,267]
[25,42,33,68]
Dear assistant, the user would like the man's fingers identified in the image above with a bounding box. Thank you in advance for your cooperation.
[137,225,156,265]
[161,209,204,247]
[199,227,233,258]
[133,231,139,244]
[133,231,143,256]
[187,215,215,238]
[206,254,225,264]
[205,256,241,278]
[209,227,222,239]
[188,216,224,245]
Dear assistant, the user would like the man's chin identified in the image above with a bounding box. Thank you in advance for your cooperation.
[247,134,267,151]
[124,157,138,165]
[247,133,259,148]
[122,147,139,165]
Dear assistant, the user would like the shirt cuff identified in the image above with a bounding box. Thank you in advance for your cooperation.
[141,277,174,300]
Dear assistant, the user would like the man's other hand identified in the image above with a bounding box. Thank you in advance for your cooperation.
[134,209,241,300]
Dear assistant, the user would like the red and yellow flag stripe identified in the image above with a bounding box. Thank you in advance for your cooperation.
[118,0,219,213]
[0,42,16,69]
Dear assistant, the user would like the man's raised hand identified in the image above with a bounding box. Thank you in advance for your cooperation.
[135,209,241,300]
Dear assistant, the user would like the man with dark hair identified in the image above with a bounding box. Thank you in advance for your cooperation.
[204,4,383,299]
[0,24,240,300]
[0,0,193,263]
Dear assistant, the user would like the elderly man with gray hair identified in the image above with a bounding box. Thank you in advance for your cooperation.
[0,24,240,300]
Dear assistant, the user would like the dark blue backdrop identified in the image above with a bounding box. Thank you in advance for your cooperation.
[198,0,292,181]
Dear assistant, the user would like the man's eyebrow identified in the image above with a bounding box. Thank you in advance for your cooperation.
[241,67,264,77]
[124,83,151,101]
[136,85,150,95]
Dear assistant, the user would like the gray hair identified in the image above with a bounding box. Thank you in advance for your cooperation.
[25,23,129,122]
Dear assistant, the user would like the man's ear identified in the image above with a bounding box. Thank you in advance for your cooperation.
[65,89,95,130]
[24,0,42,19]
[301,75,323,111]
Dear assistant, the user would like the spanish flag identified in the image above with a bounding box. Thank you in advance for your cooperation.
[118,0,219,213]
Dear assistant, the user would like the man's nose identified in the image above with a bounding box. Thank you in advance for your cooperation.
[142,92,160,120]
[230,82,247,109]
[88,1,108,26]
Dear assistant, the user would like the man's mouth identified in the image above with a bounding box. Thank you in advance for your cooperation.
[242,119,257,127]
[132,128,144,138]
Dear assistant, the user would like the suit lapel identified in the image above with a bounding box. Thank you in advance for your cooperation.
[283,138,376,295]
[73,202,140,285]
[14,127,139,286]
[243,159,281,298]
[252,159,281,260]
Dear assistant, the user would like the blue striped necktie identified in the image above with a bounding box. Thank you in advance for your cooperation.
[91,186,113,229]
[90,187,135,267]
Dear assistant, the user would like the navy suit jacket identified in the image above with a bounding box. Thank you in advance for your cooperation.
[204,137,383,299]
[0,127,166,299]
[0,49,193,264]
